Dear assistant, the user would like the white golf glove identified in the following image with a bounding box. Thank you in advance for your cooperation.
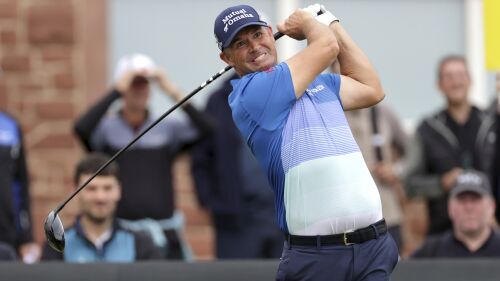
[303,3,339,26]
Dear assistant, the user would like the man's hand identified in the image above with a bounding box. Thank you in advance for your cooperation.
[371,162,400,186]
[441,168,463,192]
[277,9,316,41]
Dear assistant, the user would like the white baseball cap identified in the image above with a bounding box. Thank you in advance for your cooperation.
[113,53,156,82]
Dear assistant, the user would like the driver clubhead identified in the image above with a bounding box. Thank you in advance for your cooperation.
[44,210,65,252]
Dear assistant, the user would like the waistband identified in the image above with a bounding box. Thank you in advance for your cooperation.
[286,219,387,246]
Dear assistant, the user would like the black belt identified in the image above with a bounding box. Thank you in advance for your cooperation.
[286,219,387,246]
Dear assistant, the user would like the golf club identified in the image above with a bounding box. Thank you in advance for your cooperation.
[44,8,326,252]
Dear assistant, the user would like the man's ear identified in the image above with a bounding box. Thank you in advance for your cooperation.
[220,51,234,67]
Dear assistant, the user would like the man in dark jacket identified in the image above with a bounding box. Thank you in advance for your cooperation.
[0,111,39,262]
[191,75,282,259]
[405,55,496,235]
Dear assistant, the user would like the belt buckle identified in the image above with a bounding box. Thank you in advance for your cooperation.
[343,232,354,246]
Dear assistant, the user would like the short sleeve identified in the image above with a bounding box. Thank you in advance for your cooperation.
[320,73,342,108]
[231,63,296,130]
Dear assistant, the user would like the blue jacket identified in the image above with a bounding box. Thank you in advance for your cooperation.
[0,112,32,249]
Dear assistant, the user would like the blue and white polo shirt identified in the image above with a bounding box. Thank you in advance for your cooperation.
[229,63,382,235]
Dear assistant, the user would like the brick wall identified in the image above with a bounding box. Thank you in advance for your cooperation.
[0,0,214,260]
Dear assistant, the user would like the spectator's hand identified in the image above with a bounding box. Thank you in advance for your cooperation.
[372,162,399,186]
[152,68,184,102]
[115,70,144,93]
[440,168,463,192]
[19,242,41,264]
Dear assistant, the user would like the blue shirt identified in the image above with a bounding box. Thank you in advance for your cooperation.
[229,63,382,235]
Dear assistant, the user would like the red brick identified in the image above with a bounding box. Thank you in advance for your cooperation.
[42,48,72,62]
[36,101,74,119]
[0,2,17,19]
[0,31,16,45]
[30,181,67,200]
[20,81,43,93]
[0,82,6,108]
[54,72,74,89]
[14,99,34,117]
[32,133,75,149]
[27,4,74,45]
[1,54,30,72]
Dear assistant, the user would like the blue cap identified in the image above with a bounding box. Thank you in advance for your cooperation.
[214,5,268,51]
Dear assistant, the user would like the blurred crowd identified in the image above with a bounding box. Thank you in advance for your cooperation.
[1,53,500,263]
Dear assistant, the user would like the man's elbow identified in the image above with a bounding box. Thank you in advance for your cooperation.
[374,87,385,104]
[369,85,385,106]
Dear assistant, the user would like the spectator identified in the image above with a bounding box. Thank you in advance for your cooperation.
[73,54,212,260]
[490,72,500,222]
[41,153,162,262]
[404,55,496,235]
[191,74,283,259]
[0,242,17,261]
[0,111,40,263]
[412,170,500,258]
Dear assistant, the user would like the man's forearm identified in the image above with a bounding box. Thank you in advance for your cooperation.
[330,23,382,92]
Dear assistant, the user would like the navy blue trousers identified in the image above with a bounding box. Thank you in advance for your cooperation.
[276,232,399,281]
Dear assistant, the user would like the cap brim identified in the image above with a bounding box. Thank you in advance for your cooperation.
[450,185,488,197]
[222,22,269,49]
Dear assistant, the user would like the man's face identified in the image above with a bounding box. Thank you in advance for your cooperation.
[220,26,277,76]
[448,191,495,237]
[438,60,471,106]
[123,76,150,111]
[77,174,121,224]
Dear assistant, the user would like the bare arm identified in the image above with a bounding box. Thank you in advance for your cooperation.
[331,23,385,110]
[277,9,339,98]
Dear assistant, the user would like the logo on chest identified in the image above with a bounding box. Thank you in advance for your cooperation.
[305,84,325,96]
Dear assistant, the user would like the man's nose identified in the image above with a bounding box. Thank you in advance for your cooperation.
[248,38,259,51]
[94,189,108,200]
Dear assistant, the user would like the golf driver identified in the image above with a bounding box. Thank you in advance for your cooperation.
[44,8,326,252]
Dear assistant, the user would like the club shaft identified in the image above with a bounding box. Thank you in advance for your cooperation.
[54,30,286,214]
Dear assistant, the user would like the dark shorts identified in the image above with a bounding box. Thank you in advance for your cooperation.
[276,232,399,281]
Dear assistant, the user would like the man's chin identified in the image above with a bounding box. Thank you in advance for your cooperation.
[460,226,482,236]
[86,214,110,224]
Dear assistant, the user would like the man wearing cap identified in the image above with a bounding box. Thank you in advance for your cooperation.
[412,170,500,258]
[74,54,212,260]
[214,3,397,280]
